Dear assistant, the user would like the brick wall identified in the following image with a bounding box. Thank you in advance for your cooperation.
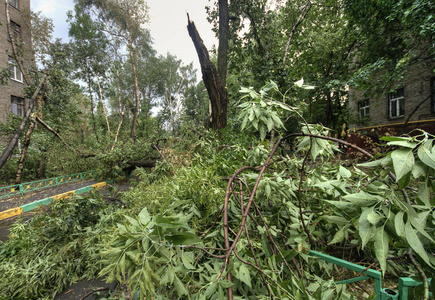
[0,0,34,124]
[349,59,435,132]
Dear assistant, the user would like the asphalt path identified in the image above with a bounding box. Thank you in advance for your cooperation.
[0,179,98,212]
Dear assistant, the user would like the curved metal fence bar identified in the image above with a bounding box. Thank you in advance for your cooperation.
[309,250,432,299]
[0,171,94,199]
[309,250,382,299]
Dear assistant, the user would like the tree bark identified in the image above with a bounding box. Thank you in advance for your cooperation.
[218,0,229,85]
[129,42,141,139]
[95,73,111,133]
[112,68,125,149]
[187,14,228,130]
[38,151,46,178]
[15,113,36,184]
[86,63,99,142]
[0,74,47,171]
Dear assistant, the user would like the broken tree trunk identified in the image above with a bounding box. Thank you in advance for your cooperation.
[187,14,228,130]
[0,74,47,171]
[15,113,37,184]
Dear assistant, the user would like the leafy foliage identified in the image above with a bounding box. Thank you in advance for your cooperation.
[0,192,123,299]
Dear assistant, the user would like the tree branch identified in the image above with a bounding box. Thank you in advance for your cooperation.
[283,0,312,65]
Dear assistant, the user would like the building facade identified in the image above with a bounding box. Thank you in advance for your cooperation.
[0,0,34,123]
[349,59,435,134]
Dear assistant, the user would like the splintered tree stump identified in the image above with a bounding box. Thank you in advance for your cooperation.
[187,14,227,130]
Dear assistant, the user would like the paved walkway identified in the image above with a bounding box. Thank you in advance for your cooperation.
[0,180,98,212]
[0,178,133,299]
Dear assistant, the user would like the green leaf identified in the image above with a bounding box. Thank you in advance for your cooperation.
[394,211,405,237]
[339,166,351,178]
[357,156,391,168]
[294,78,304,87]
[265,183,271,199]
[124,215,139,227]
[181,252,196,270]
[241,113,249,130]
[359,208,374,248]
[374,228,389,275]
[204,282,218,297]
[367,211,383,226]
[404,221,431,266]
[266,117,274,132]
[138,207,151,226]
[254,106,261,118]
[412,161,428,179]
[417,183,430,206]
[262,81,278,92]
[166,232,202,245]
[329,224,348,244]
[259,125,267,141]
[391,148,414,181]
[325,200,355,212]
[218,280,234,289]
[417,140,435,169]
[321,215,348,226]
[342,191,380,206]
[238,264,252,288]
[174,275,189,296]
[397,172,411,190]
[380,136,417,148]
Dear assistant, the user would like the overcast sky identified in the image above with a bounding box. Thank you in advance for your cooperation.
[30,0,217,74]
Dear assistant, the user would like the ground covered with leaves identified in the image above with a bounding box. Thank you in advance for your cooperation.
[0,128,434,299]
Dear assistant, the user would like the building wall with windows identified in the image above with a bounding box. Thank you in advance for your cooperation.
[349,59,435,131]
[0,0,34,123]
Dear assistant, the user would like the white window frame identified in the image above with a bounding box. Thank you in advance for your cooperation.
[358,99,370,120]
[8,57,23,82]
[11,96,24,117]
[389,88,404,119]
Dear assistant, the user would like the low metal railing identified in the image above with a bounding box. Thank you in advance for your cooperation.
[310,250,432,299]
[0,171,94,199]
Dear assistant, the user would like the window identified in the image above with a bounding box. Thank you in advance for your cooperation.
[389,88,405,119]
[8,56,23,82]
[11,96,24,117]
[8,0,18,9]
[7,21,21,42]
[358,99,370,120]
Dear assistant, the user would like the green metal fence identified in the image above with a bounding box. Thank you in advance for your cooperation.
[0,171,94,199]
[310,250,432,299]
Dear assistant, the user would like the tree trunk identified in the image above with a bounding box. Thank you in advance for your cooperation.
[187,15,228,130]
[325,91,332,128]
[95,74,111,133]
[15,113,36,184]
[112,69,125,150]
[87,65,99,142]
[38,151,46,178]
[218,0,229,85]
[129,43,141,139]
[0,74,47,171]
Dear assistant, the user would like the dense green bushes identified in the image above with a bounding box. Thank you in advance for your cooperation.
[1,127,434,299]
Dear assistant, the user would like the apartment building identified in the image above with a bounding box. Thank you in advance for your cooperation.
[348,58,435,135]
[0,0,34,123]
